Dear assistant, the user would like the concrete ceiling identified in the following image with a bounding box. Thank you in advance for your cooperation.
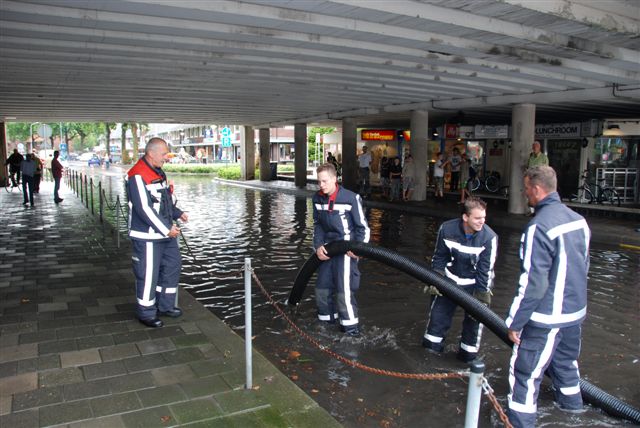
[1,0,639,128]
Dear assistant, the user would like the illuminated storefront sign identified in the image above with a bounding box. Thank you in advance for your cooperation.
[535,122,580,138]
[361,129,395,141]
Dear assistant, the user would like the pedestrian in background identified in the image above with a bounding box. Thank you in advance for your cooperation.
[127,138,189,328]
[389,157,402,202]
[506,166,590,427]
[433,152,449,200]
[312,163,370,337]
[379,156,390,199]
[20,154,36,207]
[32,150,43,194]
[51,150,64,204]
[357,145,372,198]
[402,154,416,201]
[6,148,23,188]
[525,141,549,216]
[449,147,462,192]
[423,196,497,363]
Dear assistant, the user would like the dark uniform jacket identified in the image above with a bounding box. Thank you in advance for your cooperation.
[312,185,370,250]
[506,192,590,331]
[432,218,498,293]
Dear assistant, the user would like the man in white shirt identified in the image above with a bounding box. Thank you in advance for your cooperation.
[358,146,372,198]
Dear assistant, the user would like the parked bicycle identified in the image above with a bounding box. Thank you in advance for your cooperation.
[569,170,620,206]
[469,170,509,197]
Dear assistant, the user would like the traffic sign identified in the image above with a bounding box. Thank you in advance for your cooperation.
[220,127,232,137]
[37,124,53,139]
[221,136,232,147]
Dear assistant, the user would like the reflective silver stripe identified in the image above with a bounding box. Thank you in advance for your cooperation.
[443,239,484,255]
[130,230,168,240]
[133,175,170,236]
[506,225,537,327]
[552,234,568,317]
[444,268,475,285]
[424,334,443,343]
[314,203,352,212]
[342,254,356,321]
[137,297,155,306]
[546,219,588,240]
[460,342,479,353]
[340,318,359,326]
[156,287,177,294]
[318,314,332,321]
[530,307,586,324]
[139,242,155,306]
[560,385,581,396]
[355,194,370,243]
[487,236,497,289]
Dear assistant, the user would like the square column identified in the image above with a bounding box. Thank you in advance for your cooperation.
[0,122,7,186]
[294,123,307,188]
[259,128,271,181]
[240,125,255,180]
[341,118,357,192]
[508,104,536,214]
[410,110,429,201]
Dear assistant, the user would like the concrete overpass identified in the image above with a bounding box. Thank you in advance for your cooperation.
[1,0,639,209]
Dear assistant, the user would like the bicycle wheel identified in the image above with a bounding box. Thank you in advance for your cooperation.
[485,175,500,193]
[469,177,481,192]
[600,188,620,207]
[569,187,593,204]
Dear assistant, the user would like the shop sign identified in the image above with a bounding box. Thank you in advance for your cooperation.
[445,124,458,139]
[474,125,508,139]
[203,137,215,144]
[361,129,395,141]
[535,122,580,138]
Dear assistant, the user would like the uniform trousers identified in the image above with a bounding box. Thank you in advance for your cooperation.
[132,238,181,320]
[315,254,360,331]
[508,324,583,428]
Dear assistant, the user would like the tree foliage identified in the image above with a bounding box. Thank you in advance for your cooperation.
[307,126,336,165]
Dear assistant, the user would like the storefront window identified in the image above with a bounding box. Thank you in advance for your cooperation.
[592,137,628,169]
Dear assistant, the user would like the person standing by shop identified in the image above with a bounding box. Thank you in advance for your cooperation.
[20,154,36,206]
[402,154,416,201]
[433,152,449,200]
[527,141,549,169]
[379,156,391,199]
[32,150,43,194]
[506,166,589,428]
[51,150,64,204]
[389,157,402,202]
[313,163,370,336]
[449,147,462,192]
[357,145,372,198]
[127,138,189,328]
[422,196,497,363]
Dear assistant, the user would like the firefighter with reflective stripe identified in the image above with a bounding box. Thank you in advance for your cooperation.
[126,138,189,328]
[506,166,590,428]
[422,196,498,362]
[313,163,370,336]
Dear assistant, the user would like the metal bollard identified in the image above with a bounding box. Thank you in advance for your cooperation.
[99,182,103,222]
[244,257,253,389]
[84,176,89,208]
[90,178,94,214]
[464,360,485,428]
[115,196,120,249]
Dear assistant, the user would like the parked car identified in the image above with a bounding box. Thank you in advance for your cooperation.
[88,155,102,167]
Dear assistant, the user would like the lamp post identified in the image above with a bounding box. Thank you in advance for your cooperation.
[29,122,40,153]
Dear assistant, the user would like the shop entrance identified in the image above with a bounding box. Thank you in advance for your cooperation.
[547,139,581,198]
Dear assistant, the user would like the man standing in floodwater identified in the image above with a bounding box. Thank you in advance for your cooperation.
[313,163,370,337]
[127,138,188,328]
[422,196,498,363]
[506,166,590,427]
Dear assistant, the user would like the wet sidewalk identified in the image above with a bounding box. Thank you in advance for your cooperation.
[0,182,340,428]
[218,178,640,249]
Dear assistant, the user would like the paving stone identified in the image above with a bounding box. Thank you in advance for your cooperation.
[56,325,94,340]
[90,391,142,418]
[0,360,18,378]
[180,375,230,399]
[65,286,93,295]
[0,409,38,428]
[63,378,111,401]
[161,347,204,365]
[37,302,69,312]
[12,386,64,411]
[39,367,84,388]
[0,333,19,347]
[17,330,54,345]
[82,360,127,380]
[123,353,167,373]
[16,355,60,374]
[146,325,184,340]
[0,372,38,395]
[0,344,38,363]
[213,389,269,414]
[39,400,92,426]
[107,372,155,394]
[223,407,288,428]
[171,333,210,348]
[76,334,115,350]
[86,305,119,316]
[68,414,126,428]
[179,322,202,334]
[0,321,37,335]
[99,343,140,362]
[120,405,175,428]
[136,384,187,407]
[113,330,149,345]
[92,322,129,335]
[60,348,102,368]
[38,338,78,355]
[136,338,176,355]
[150,364,196,387]
[189,358,236,378]
[37,318,75,331]
[0,394,10,416]
[170,397,223,425]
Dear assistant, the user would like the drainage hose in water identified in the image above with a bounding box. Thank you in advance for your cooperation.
[289,241,640,424]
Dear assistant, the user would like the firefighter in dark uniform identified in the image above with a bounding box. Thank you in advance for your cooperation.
[506,166,590,427]
[313,163,370,336]
[422,196,498,362]
[127,138,188,328]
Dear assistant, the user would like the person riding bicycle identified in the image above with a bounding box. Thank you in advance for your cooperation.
[6,148,24,187]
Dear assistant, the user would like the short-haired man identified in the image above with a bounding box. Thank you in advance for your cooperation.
[313,163,370,336]
[357,145,372,198]
[127,138,188,328]
[6,148,24,187]
[423,196,498,362]
[51,150,64,204]
[527,141,549,168]
[506,166,590,427]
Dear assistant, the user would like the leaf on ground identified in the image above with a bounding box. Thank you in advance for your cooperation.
[311,389,319,393]
[20,298,30,304]
[288,350,301,359]
[290,374,299,381]
[252,385,261,390]
[160,415,171,423]
[357,398,364,402]
[264,375,274,383]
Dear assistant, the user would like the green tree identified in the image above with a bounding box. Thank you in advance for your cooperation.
[121,123,130,164]
[307,126,336,165]
[129,122,149,162]
[104,122,116,155]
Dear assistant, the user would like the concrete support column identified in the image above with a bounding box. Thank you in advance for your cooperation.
[240,126,255,180]
[259,128,271,181]
[341,118,358,192]
[508,104,536,214]
[0,122,6,187]
[410,110,429,201]
[294,123,307,188]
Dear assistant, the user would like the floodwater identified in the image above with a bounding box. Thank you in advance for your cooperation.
[93,169,639,427]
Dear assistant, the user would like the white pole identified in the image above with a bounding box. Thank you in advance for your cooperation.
[244,257,253,389]
[464,360,485,428]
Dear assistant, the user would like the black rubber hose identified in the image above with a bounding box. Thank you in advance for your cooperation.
[290,241,640,424]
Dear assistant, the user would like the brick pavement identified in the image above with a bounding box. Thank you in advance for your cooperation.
[0,181,340,428]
